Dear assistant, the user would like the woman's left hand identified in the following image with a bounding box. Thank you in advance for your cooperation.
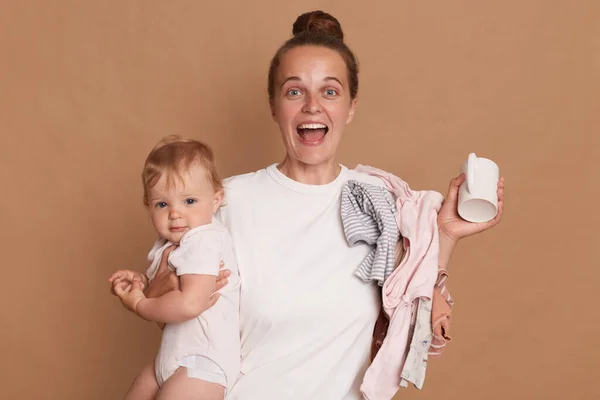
[437,173,505,242]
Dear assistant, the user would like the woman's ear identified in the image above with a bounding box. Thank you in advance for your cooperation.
[212,190,225,213]
[346,97,358,124]
[270,100,278,122]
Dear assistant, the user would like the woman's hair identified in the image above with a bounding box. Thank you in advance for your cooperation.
[141,135,223,206]
[267,10,359,101]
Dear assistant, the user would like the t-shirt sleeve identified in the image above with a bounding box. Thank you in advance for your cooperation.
[214,204,229,228]
[169,229,225,277]
[215,179,233,229]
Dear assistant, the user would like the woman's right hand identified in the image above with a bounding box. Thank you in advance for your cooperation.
[145,245,180,298]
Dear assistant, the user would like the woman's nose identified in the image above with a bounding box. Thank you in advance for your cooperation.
[302,93,322,114]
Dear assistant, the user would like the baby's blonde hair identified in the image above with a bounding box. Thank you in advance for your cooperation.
[142,135,223,207]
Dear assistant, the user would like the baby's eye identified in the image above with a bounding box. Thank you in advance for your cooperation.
[155,201,167,209]
[185,198,197,205]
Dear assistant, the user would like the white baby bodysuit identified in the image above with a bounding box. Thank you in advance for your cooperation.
[146,221,241,393]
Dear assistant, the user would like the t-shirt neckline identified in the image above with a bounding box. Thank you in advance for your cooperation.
[265,163,348,195]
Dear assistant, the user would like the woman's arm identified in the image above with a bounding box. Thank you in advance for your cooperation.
[437,173,505,264]
[144,245,180,298]
[437,233,457,270]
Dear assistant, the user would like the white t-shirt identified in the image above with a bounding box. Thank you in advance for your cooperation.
[218,164,385,400]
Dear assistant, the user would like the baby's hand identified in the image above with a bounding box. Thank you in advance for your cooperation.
[109,269,147,296]
[114,278,146,314]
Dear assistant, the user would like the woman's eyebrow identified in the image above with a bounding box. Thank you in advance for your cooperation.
[324,77,343,86]
[280,76,301,89]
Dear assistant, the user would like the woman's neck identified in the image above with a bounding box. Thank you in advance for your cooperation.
[277,156,341,185]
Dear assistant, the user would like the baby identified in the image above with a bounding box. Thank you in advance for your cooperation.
[110,136,240,400]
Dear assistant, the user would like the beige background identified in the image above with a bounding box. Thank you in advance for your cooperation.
[1,1,598,399]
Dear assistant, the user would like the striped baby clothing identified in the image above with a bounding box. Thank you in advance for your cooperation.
[340,180,400,286]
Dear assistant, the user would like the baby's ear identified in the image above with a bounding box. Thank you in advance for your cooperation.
[212,190,225,213]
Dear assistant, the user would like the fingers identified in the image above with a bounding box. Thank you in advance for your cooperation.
[110,278,119,295]
[496,197,504,220]
[113,281,126,297]
[492,191,504,225]
[111,279,122,293]
[108,270,126,283]
[217,268,231,279]
[490,176,505,226]
[215,266,231,292]
[131,279,145,292]
[497,176,505,202]
[207,293,221,309]
[445,174,465,204]
[109,270,138,283]
[164,244,177,257]
[477,181,504,230]
[218,260,225,270]
[157,245,177,273]
[110,270,137,295]
[215,276,229,292]
[452,173,466,187]
[112,279,131,295]
[112,275,143,296]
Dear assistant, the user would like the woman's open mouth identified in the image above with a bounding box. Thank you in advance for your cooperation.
[296,123,329,145]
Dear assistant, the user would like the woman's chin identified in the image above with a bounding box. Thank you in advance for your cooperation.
[295,151,335,167]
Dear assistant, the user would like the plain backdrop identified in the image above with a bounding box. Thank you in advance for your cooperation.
[0,1,598,399]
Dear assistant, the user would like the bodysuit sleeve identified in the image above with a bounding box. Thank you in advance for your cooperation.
[169,228,226,277]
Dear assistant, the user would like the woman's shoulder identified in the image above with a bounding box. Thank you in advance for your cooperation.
[217,166,273,226]
[223,166,272,193]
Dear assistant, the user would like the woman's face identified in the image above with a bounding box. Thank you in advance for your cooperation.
[271,45,357,167]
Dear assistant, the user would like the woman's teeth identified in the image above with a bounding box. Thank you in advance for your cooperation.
[298,123,327,129]
[296,123,329,143]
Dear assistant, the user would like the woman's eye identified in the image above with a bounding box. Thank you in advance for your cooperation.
[185,198,197,205]
[287,89,301,97]
[324,89,338,96]
[155,202,167,209]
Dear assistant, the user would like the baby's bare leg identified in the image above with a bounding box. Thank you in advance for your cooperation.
[124,362,159,400]
[156,367,225,400]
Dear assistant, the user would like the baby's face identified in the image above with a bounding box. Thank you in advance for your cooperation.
[147,163,222,243]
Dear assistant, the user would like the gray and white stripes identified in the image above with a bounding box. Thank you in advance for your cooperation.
[341,180,400,286]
